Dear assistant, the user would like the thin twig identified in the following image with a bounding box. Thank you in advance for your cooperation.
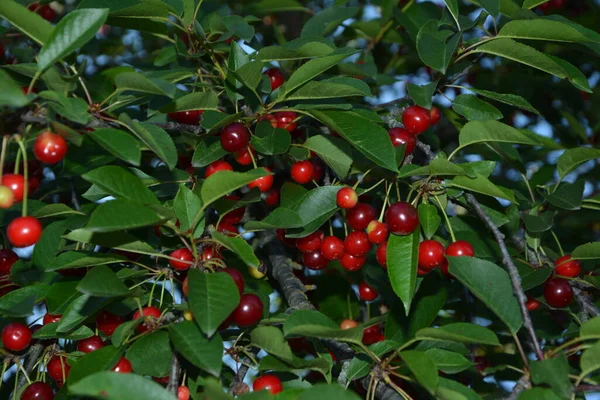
[503,375,530,400]
[154,122,204,135]
[166,353,180,395]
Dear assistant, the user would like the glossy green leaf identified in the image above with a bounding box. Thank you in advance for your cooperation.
[77,266,129,297]
[497,19,590,42]
[453,95,503,121]
[251,326,295,363]
[286,76,371,100]
[68,346,123,385]
[557,147,600,180]
[57,294,107,332]
[462,87,539,114]
[201,169,270,207]
[252,121,291,155]
[82,166,158,205]
[84,199,164,232]
[258,37,336,61]
[449,175,515,202]
[581,341,600,377]
[211,231,260,269]
[400,350,439,394]
[455,120,541,155]
[437,378,483,400]
[160,91,219,113]
[0,0,52,45]
[572,242,600,260]
[425,349,472,374]
[418,203,441,240]
[530,356,571,399]
[115,72,176,98]
[541,180,584,210]
[87,128,142,166]
[0,285,47,317]
[169,321,224,377]
[416,323,500,346]
[33,322,94,340]
[407,82,437,109]
[48,252,126,271]
[283,309,363,344]
[517,388,562,400]
[298,384,362,400]
[300,7,360,38]
[69,371,175,400]
[126,331,173,377]
[120,114,178,170]
[174,184,202,233]
[387,231,419,315]
[0,70,30,107]
[416,20,460,74]
[302,135,353,178]
[192,136,228,167]
[39,91,90,124]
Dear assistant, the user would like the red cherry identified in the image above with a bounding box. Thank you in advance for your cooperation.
[445,241,475,257]
[418,267,431,276]
[543,278,574,308]
[440,258,452,278]
[264,68,285,91]
[310,158,324,182]
[388,128,416,155]
[7,216,42,247]
[296,230,324,253]
[336,187,358,209]
[112,357,133,373]
[418,240,445,270]
[221,195,246,224]
[132,306,162,333]
[264,189,279,207]
[0,185,15,209]
[220,122,250,152]
[205,160,233,178]
[340,253,366,271]
[253,374,283,394]
[231,293,263,327]
[33,132,68,164]
[168,110,203,125]
[42,314,62,325]
[291,160,314,184]
[77,335,104,353]
[2,322,31,352]
[220,268,245,295]
[96,311,125,336]
[430,106,441,125]
[366,220,388,244]
[217,221,238,236]
[526,296,541,311]
[0,249,19,275]
[321,236,345,261]
[276,229,297,247]
[346,203,376,231]
[385,202,419,235]
[402,105,431,134]
[258,114,278,128]
[153,376,169,385]
[247,168,274,192]
[182,277,189,297]
[344,231,372,257]
[20,381,54,400]
[2,174,26,202]
[28,3,56,22]
[555,255,581,278]
[169,248,194,271]
[340,319,359,330]
[275,112,298,132]
[376,242,387,268]
[358,281,378,301]
[302,251,328,270]
[47,356,70,382]
[233,146,255,166]
[200,246,222,262]
[362,325,383,345]
[178,386,191,400]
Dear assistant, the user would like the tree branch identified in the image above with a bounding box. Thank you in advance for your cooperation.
[573,283,600,319]
[154,122,204,135]
[166,353,181,395]
[15,343,44,394]
[503,375,530,400]
[416,140,435,161]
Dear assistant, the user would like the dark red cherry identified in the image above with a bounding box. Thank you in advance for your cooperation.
[376,242,387,268]
[275,112,298,132]
[112,357,133,373]
[362,325,383,345]
[28,3,56,22]
[222,195,246,225]
[169,248,194,271]
[402,105,431,134]
[77,335,104,353]
[346,203,376,231]
[0,249,19,275]
[253,374,283,394]
[445,241,475,257]
[132,306,162,333]
[302,251,328,270]
[418,240,445,270]
[310,158,324,182]
[8,216,42,247]
[555,255,581,278]
[2,322,31,352]
[344,231,372,257]
[205,160,233,178]
[168,110,203,125]
[340,253,366,271]
[337,187,358,209]
[358,281,378,301]
[96,311,125,336]
[220,268,245,295]
[231,293,263,327]
[20,381,54,400]
[388,127,416,155]
[385,202,419,235]
[321,236,345,261]
[220,123,250,152]
[543,278,573,308]
[264,189,279,207]
[276,229,297,247]
[296,230,324,253]
[291,160,313,184]
[526,296,541,311]
[264,68,284,91]
[47,356,70,382]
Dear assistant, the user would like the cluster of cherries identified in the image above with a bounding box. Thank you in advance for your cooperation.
[527,254,581,311]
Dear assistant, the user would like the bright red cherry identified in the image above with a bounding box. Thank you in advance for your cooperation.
[264,189,279,207]
[362,325,383,345]
[402,105,431,134]
[526,296,541,311]
[346,203,376,231]
[220,268,245,295]
[231,293,263,327]
[0,249,19,275]
[291,160,313,184]
[340,319,359,330]
[275,112,298,132]
[344,231,372,257]
[33,132,68,164]
[233,146,255,166]
[200,246,222,262]
[178,386,191,400]
[47,356,70,382]
[264,68,285,91]
[340,253,366,271]
[169,248,194,271]
[445,241,475,257]
[112,357,133,373]
[418,240,445,270]
[205,160,233,178]
[168,110,203,125]
[358,281,378,302]
[430,106,441,125]
[28,3,56,22]
[388,127,416,155]
[247,168,274,192]
[253,374,283,394]
[0,185,15,209]
[543,278,574,308]
[321,236,345,261]
[2,174,26,202]
[77,335,104,353]
[220,122,250,152]
[385,202,419,235]
[133,306,162,333]
[20,381,54,400]
[42,314,61,325]
[217,221,238,236]
[7,216,42,247]
[555,255,581,278]
[296,230,324,253]
[366,220,388,244]
[302,251,328,270]
[376,242,387,268]
[2,322,31,352]
[96,311,125,336]
[336,187,358,209]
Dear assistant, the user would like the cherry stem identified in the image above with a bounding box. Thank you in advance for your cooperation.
[0,361,8,392]
[550,230,565,257]
[347,291,353,320]
[15,137,29,217]
[378,181,393,222]
[247,145,258,169]
[435,195,456,243]
[0,135,10,179]
[352,168,373,190]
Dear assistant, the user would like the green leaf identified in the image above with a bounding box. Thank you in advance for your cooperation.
[407,82,438,109]
[285,185,344,237]
[39,91,90,124]
[258,37,336,61]
[212,231,260,269]
[48,252,127,271]
[174,184,203,233]
[38,9,108,70]
[308,110,397,172]
[169,321,223,377]
[425,349,472,374]
[33,322,94,340]
[448,257,523,333]
[87,129,142,166]
[449,175,515,202]
[251,121,291,155]
[188,269,240,337]
[416,323,500,346]
[68,346,123,385]
[283,309,363,345]
[530,356,571,399]
[62,229,156,257]
[387,231,419,315]
[192,136,228,167]
[160,91,219,113]
[249,0,308,14]
[201,169,271,207]
[120,114,178,170]
[462,87,539,114]
[443,0,460,28]
[84,199,164,232]
[547,54,592,92]
[418,203,441,239]
[0,285,47,317]
[69,371,176,400]
[0,0,52,45]
[57,294,107,332]
[31,204,84,219]
[522,212,554,233]
[416,20,460,74]
[497,19,591,43]
[453,95,502,121]
[517,388,562,400]
[437,377,483,400]
[399,158,473,178]
[115,72,176,98]
[572,242,600,260]
[286,76,372,100]
[0,70,30,108]
[580,317,600,337]
[581,341,600,377]
[455,120,541,155]
[126,331,173,377]
[302,135,353,179]
[541,180,584,210]
[479,0,500,17]
[82,166,158,205]
[77,266,129,297]
[298,384,362,400]
[33,220,68,270]
[251,326,295,363]
[557,147,600,180]
[111,320,140,347]
[400,350,439,394]
[300,7,360,38]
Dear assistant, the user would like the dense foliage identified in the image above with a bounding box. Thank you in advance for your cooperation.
[0,0,599,399]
